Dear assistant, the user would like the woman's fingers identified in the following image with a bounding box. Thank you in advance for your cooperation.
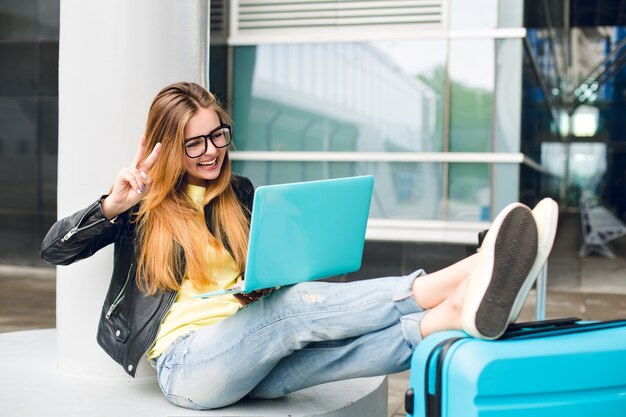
[116,164,154,196]
[131,135,148,169]
[233,289,273,306]
[127,167,146,194]
[140,142,162,171]
[121,169,142,195]
[108,165,154,215]
[108,136,159,209]
[233,292,256,306]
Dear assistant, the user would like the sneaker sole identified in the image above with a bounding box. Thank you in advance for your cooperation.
[507,198,559,324]
[463,205,538,339]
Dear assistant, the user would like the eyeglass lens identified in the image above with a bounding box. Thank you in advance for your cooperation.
[185,127,231,157]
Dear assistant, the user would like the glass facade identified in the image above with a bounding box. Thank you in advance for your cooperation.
[227,27,526,224]
[519,26,564,208]
[233,161,445,220]
[448,38,494,153]
[541,142,608,207]
[0,1,59,265]
[449,0,498,30]
[232,40,446,153]
[0,2,548,264]
[448,163,491,221]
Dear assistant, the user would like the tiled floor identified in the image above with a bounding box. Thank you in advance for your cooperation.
[1,213,625,417]
[0,265,55,333]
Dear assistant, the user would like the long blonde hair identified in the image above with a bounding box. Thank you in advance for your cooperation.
[135,82,250,294]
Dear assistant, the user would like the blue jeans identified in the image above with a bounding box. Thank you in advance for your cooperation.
[155,270,427,410]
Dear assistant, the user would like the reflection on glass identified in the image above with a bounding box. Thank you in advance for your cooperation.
[521,34,560,159]
[449,39,494,152]
[233,161,444,220]
[233,40,446,153]
[495,38,522,153]
[542,142,607,206]
[448,163,491,221]
[521,29,565,209]
[541,142,567,178]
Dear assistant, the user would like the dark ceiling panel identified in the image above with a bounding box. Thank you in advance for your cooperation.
[525,0,626,28]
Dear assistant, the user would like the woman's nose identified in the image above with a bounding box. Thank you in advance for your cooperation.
[204,138,218,154]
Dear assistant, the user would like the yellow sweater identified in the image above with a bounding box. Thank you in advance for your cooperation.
[147,184,242,359]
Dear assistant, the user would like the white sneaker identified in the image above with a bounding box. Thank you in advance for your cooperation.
[462,203,538,340]
[507,198,559,324]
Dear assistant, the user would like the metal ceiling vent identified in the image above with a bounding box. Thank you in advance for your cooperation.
[211,0,228,43]
[230,0,444,40]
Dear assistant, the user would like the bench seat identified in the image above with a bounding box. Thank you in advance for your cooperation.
[0,329,388,417]
[579,198,626,258]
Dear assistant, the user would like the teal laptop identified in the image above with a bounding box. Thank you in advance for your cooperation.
[195,175,374,298]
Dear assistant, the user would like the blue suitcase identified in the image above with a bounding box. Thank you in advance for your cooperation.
[405,318,626,417]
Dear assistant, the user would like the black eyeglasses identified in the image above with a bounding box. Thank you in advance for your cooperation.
[183,124,232,158]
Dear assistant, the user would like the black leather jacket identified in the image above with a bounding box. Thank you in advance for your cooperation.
[40,175,254,377]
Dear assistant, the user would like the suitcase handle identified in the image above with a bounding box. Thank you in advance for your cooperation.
[501,318,626,340]
[506,317,581,332]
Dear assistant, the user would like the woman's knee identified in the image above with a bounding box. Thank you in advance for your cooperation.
[158,364,246,410]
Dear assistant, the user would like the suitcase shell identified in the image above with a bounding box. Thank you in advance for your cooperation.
[406,320,626,417]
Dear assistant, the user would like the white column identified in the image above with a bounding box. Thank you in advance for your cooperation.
[57,0,208,378]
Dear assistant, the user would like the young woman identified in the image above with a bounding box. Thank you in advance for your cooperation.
[41,82,558,410]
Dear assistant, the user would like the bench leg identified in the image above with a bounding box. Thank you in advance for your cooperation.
[580,243,616,259]
[594,244,617,259]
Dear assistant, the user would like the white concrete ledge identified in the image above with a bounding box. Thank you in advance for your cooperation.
[0,329,388,417]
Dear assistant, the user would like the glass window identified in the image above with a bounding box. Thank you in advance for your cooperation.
[521,33,561,159]
[495,38,522,153]
[541,142,568,178]
[448,163,491,221]
[449,0,498,30]
[493,163,519,216]
[0,0,60,41]
[541,142,607,207]
[232,39,446,153]
[233,161,444,220]
[0,1,59,265]
[498,0,523,28]
[449,39,495,152]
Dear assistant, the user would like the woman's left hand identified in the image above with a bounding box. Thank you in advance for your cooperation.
[234,288,276,306]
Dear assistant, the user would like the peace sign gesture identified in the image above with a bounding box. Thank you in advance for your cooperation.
[101,135,162,220]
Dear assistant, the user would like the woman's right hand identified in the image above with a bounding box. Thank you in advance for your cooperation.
[101,135,162,220]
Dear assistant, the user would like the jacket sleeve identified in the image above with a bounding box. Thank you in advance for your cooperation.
[40,196,130,266]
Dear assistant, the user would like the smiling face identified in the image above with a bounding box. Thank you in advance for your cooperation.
[182,107,228,186]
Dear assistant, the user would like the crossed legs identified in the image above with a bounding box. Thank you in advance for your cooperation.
[411,199,557,340]
[252,200,552,400]
[411,254,476,338]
